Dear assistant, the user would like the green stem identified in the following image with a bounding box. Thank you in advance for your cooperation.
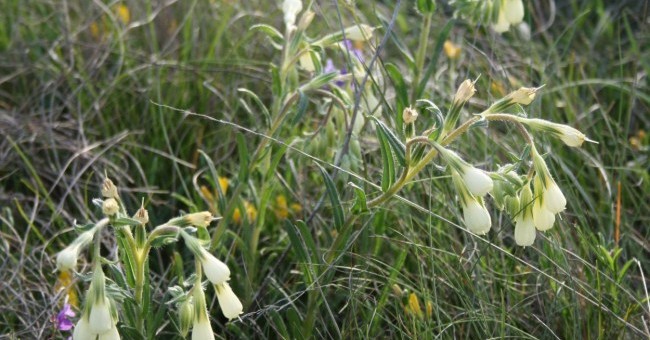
[412,12,433,103]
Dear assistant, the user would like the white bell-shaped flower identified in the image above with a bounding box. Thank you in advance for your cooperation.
[504,0,525,25]
[192,316,215,340]
[514,214,536,246]
[462,199,492,235]
[216,282,244,320]
[543,182,567,213]
[200,248,230,285]
[533,199,555,231]
[89,297,113,334]
[462,167,494,197]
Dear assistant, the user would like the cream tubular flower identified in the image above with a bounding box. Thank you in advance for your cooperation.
[215,282,244,320]
[185,211,213,228]
[462,198,492,235]
[542,182,566,213]
[492,5,510,33]
[343,24,375,41]
[514,181,536,246]
[438,146,493,197]
[462,167,494,197]
[200,248,231,285]
[56,230,95,271]
[503,0,524,24]
[89,297,113,334]
[73,316,93,340]
[192,287,215,340]
[282,0,303,31]
[519,118,589,147]
[514,214,536,246]
[453,79,476,105]
[533,198,555,231]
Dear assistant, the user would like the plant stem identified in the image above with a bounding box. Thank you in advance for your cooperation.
[412,12,433,103]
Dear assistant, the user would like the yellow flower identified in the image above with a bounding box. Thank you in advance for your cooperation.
[274,195,289,219]
[114,4,130,25]
[405,293,423,318]
[290,203,303,215]
[54,271,79,308]
[217,176,229,195]
[233,201,257,224]
[443,40,461,60]
[89,22,101,40]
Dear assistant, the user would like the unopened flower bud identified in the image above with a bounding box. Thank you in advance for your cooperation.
[101,178,118,199]
[179,298,195,337]
[507,87,539,105]
[344,24,375,41]
[520,118,589,147]
[185,211,213,228]
[453,79,476,104]
[102,198,119,216]
[134,204,149,225]
[297,10,315,31]
[402,107,418,124]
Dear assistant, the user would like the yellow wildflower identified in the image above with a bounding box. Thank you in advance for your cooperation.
[54,271,79,308]
[290,203,302,215]
[274,195,289,220]
[443,40,461,60]
[114,4,130,25]
[405,293,423,318]
[233,201,257,224]
[89,22,101,41]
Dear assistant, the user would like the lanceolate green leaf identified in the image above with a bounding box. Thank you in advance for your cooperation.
[316,163,345,230]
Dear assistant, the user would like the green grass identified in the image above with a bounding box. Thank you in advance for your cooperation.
[1,0,649,339]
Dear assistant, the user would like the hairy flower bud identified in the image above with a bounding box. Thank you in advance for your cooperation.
[507,87,538,105]
[185,211,213,228]
[101,178,119,199]
[402,107,418,124]
[344,24,375,41]
[453,79,476,104]
[102,198,119,216]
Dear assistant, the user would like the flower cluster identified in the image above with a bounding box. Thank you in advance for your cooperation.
[181,231,243,338]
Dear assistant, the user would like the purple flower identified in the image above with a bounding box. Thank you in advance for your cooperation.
[56,303,75,331]
[343,39,364,62]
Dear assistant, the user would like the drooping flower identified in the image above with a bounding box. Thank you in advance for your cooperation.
[343,24,375,42]
[532,175,556,231]
[492,0,525,32]
[542,182,566,213]
[74,266,120,340]
[192,284,215,340]
[514,181,536,246]
[282,0,303,31]
[215,282,243,320]
[56,303,75,331]
[462,197,492,235]
[199,248,231,285]
[437,146,493,197]
[514,213,536,246]
[56,230,95,271]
